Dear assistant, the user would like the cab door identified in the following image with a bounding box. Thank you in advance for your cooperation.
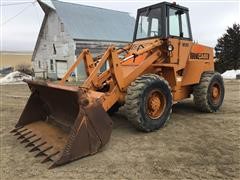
[168,7,180,63]
[178,10,193,68]
[167,7,192,64]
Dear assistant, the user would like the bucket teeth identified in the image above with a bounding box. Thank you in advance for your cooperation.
[10,126,23,133]
[35,146,53,157]
[14,128,27,136]
[12,128,61,165]
[17,131,32,140]
[29,142,47,152]
[20,134,36,143]
[25,138,42,147]
[41,151,60,164]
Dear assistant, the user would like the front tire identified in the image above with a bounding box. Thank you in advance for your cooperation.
[125,74,173,132]
[193,71,225,112]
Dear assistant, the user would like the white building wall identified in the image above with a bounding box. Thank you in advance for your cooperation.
[33,11,75,79]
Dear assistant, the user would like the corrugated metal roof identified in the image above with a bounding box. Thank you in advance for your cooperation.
[47,0,135,42]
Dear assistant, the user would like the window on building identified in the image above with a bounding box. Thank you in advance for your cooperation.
[60,22,64,32]
[50,59,54,71]
[53,44,56,54]
[38,61,41,68]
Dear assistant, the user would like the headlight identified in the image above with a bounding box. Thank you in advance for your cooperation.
[167,44,174,52]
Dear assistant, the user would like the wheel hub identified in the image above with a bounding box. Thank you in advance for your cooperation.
[147,90,166,119]
[211,83,221,103]
[212,87,219,98]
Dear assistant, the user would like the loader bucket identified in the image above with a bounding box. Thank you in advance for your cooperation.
[11,80,112,168]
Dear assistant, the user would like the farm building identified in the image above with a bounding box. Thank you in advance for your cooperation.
[32,0,135,80]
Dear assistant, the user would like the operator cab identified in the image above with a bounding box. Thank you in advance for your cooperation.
[133,2,192,41]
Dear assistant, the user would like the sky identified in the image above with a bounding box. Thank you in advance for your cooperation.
[0,0,240,52]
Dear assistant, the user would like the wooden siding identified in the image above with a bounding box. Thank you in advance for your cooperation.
[32,11,75,79]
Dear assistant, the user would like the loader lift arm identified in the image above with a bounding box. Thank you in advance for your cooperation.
[60,39,163,111]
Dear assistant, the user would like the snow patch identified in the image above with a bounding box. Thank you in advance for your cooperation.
[221,70,240,79]
[0,71,33,85]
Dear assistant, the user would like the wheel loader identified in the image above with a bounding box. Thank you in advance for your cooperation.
[11,2,224,168]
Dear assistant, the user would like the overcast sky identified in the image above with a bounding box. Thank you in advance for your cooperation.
[0,0,239,52]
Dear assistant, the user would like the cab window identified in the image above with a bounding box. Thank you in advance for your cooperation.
[169,8,180,36]
[181,12,190,38]
[136,7,162,40]
[168,7,191,39]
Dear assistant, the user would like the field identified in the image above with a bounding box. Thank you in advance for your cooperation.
[0,52,32,69]
[0,80,239,179]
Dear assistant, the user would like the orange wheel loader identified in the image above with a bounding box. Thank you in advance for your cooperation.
[11,2,224,168]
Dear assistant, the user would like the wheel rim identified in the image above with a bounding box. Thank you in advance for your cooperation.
[146,90,166,119]
[211,82,221,104]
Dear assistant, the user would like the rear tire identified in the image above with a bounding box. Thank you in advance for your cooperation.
[193,71,224,112]
[125,74,172,132]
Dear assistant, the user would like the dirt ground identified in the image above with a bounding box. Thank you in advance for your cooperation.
[0,80,239,179]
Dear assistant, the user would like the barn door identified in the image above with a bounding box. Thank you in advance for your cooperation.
[56,60,68,79]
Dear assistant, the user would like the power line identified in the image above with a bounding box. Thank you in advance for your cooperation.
[0,2,34,6]
[0,1,36,27]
